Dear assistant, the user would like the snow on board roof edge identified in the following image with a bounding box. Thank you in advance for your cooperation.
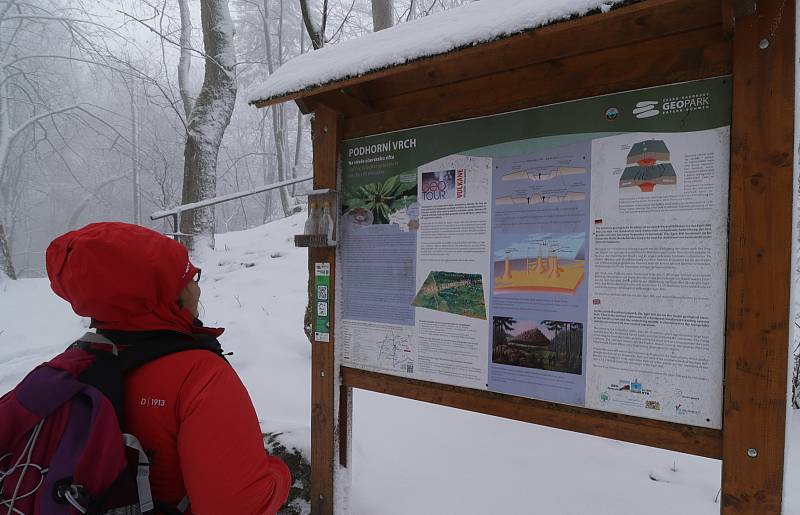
[247,0,643,107]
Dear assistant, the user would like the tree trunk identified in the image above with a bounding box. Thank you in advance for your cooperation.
[371,0,394,31]
[178,0,194,119]
[406,0,417,21]
[0,223,16,279]
[264,0,292,217]
[292,107,304,193]
[180,0,237,251]
[0,75,16,280]
[260,112,273,223]
[291,27,306,198]
[130,88,141,224]
[793,349,800,409]
[299,0,326,49]
[272,105,292,217]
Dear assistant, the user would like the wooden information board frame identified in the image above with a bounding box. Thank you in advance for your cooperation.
[255,0,795,512]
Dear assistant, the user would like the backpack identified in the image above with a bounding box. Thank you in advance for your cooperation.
[0,331,226,515]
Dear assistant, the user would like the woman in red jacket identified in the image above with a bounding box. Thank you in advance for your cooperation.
[46,222,291,514]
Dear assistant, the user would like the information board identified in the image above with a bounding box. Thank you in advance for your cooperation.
[338,77,731,429]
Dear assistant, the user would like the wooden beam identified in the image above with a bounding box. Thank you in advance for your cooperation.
[311,87,377,117]
[364,0,719,103]
[721,0,794,512]
[344,24,731,139]
[342,367,723,459]
[294,96,315,115]
[309,105,340,515]
[342,84,375,111]
[252,0,711,110]
[721,0,759,36]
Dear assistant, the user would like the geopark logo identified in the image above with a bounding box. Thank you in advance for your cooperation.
[633,101,659,118]
[633,92,711,119]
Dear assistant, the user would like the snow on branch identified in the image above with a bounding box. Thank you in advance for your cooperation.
[118,10,233,80]
[5,103,130,167]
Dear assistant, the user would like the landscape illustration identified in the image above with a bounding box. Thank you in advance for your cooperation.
[492,317,583,375]
[411,271,486,319]
[493,232,586,295]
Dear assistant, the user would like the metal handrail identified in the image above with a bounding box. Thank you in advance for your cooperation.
[150,175,313,236]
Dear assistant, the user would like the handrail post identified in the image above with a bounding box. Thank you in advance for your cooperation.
[171,213,179,241]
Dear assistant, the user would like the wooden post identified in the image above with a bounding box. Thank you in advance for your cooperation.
[310,105,340,515]
[722,0,795,512]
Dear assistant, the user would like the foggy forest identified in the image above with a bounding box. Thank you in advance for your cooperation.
[0,0,469,278]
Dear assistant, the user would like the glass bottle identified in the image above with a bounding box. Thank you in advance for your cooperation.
[319,200,334,242]
[304,201,320,235]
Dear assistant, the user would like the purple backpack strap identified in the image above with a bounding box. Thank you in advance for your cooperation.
[15,367,85,418]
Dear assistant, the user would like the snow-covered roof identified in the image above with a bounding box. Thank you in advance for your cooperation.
[248,0,632,106]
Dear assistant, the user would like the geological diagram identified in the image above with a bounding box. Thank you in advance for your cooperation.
[619,139,678,193]
[494,233,586,295]
[496,165,586,206]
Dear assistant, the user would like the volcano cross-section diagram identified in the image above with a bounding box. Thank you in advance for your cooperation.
[619,139,677,193]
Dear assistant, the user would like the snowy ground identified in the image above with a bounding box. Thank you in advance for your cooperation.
[1,213,797,514]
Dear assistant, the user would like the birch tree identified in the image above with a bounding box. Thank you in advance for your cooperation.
[180,0,238,251]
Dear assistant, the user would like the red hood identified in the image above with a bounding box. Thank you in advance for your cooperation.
[46,222,223,337]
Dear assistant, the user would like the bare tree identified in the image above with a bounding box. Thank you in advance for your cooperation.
[0,0,137,278]
[263,0,294,216]
[180,0,238,251]
[234,0,310,222]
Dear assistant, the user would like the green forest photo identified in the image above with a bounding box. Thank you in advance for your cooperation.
[342,174,417,225]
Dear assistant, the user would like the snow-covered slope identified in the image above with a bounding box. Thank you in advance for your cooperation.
[4,214,792,514]
[191,215,312,453]
[0,275,87,394]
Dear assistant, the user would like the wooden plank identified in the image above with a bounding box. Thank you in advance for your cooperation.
[253,0,708,110]
[364,0,719,102]
[338,384,351,468]
[721,0,794,513]
[309,105,340,515]
[343,24,731,139]
[375,24,728,114]
[342,367,723,459]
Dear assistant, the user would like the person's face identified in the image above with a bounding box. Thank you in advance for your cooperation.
[179,275,201,318]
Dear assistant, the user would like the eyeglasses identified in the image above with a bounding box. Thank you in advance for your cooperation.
[193,268,202,283]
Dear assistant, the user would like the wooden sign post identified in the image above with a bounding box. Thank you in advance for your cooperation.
[254,1,795,512]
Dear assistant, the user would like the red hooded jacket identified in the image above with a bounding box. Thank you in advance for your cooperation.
[46,223,291,514]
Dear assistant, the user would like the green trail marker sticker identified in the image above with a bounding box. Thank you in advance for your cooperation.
[315,262,330,342]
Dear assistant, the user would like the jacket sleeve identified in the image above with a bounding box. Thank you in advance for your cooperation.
[176,354,291,514]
